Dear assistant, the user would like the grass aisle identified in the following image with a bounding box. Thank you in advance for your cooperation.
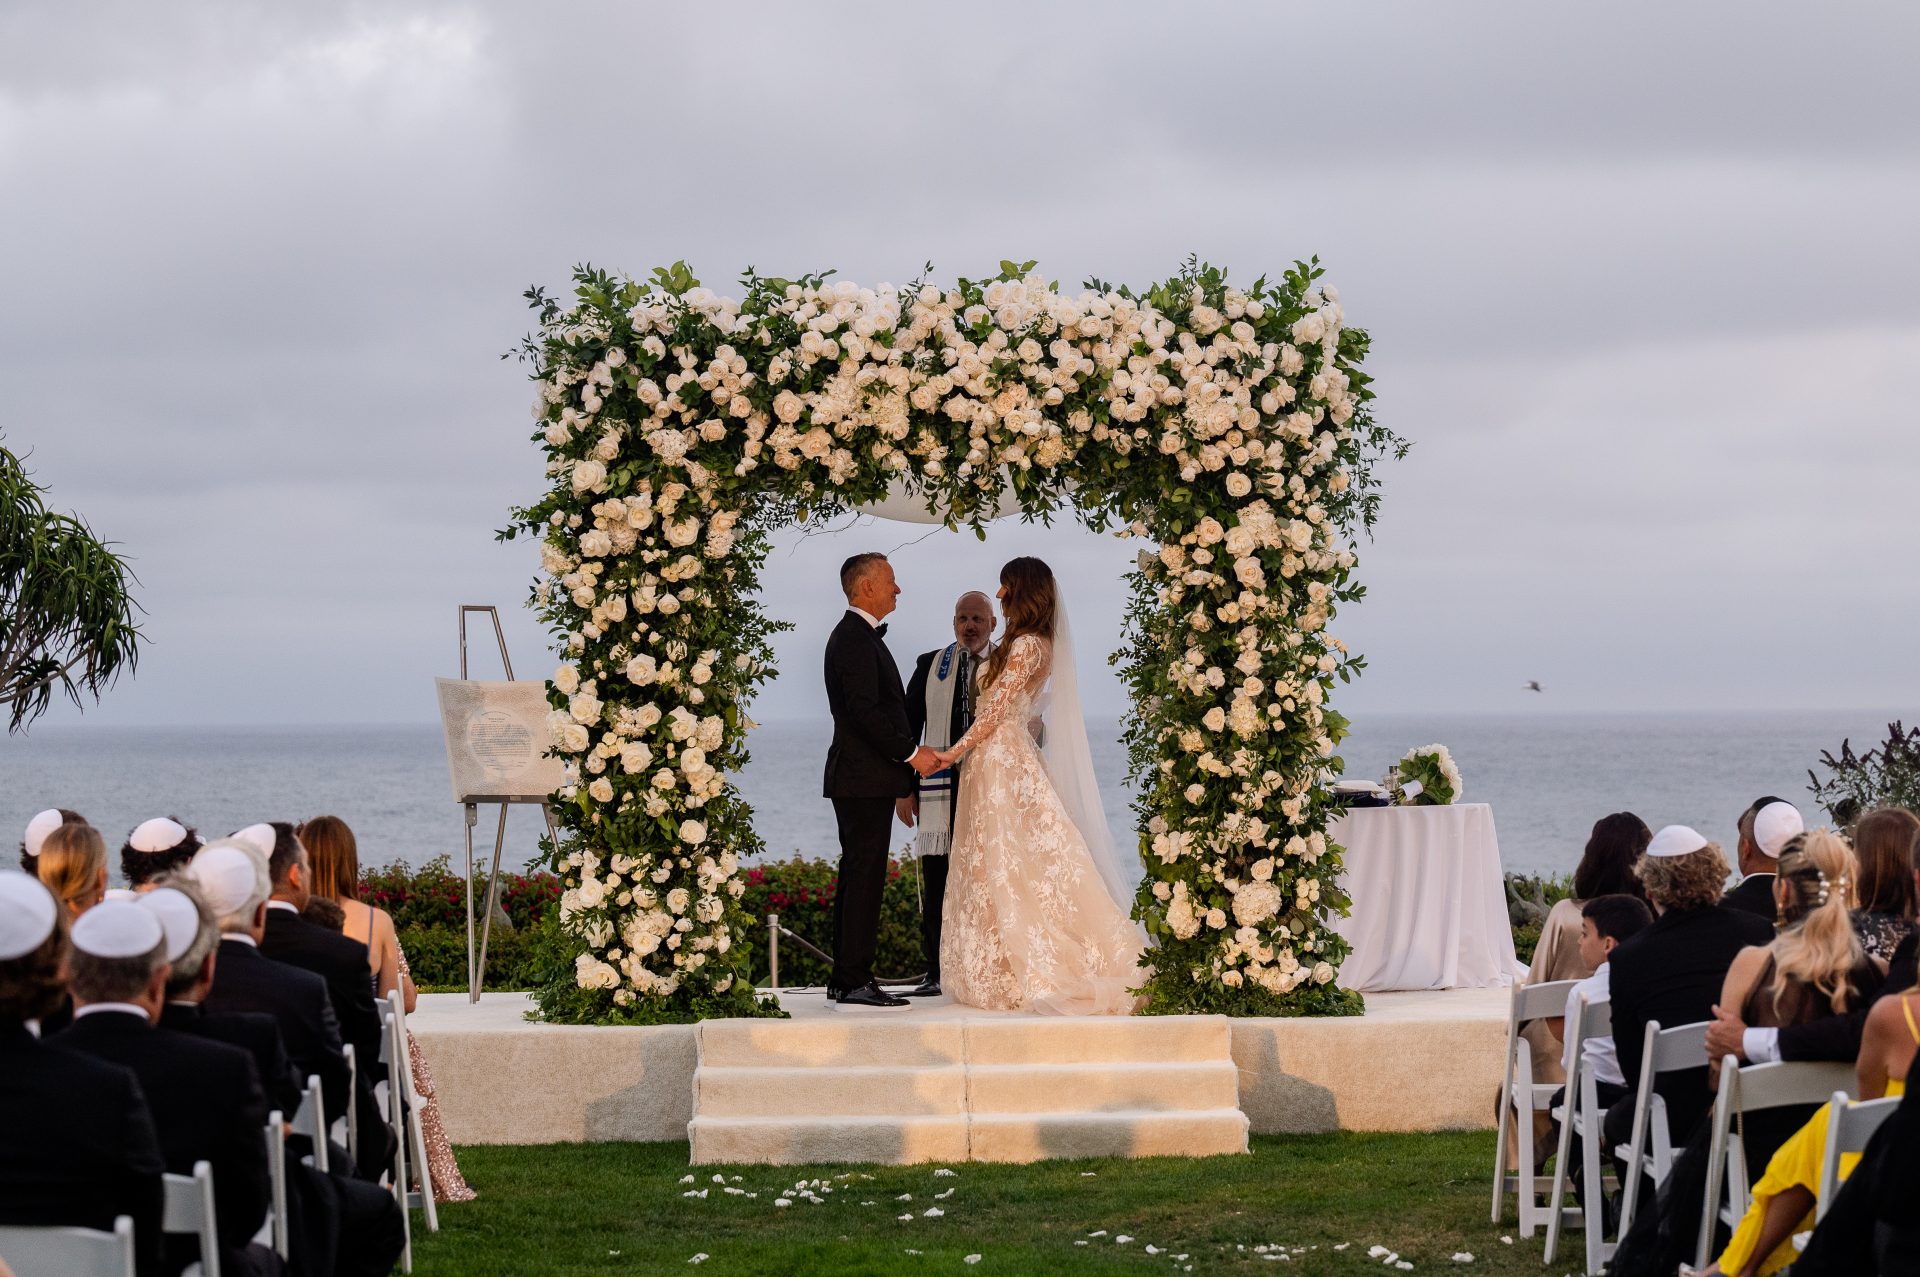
[415,1132,1565,1276]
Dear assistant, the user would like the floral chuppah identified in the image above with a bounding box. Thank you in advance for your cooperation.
[504,257,1399,1024]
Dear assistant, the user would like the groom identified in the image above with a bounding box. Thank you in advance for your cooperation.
[823,552,941,1011]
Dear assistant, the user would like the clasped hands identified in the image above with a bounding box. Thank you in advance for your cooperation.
[908,745,959,778]
[1704,1002,1749,1064]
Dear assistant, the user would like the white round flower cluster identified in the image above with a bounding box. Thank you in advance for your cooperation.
[513,260,1390,1021]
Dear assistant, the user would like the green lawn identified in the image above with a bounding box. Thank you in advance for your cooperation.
[414,1133,1569,1276]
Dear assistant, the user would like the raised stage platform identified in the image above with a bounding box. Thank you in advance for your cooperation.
[409,985,1509,1161]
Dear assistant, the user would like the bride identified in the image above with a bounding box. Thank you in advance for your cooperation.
[933,556,1147,1015]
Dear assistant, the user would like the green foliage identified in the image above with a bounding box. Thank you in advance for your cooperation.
[0,440,144,732]
[1504,872,1574,965]
[1808,721,1920,827]
[363,856,559,933]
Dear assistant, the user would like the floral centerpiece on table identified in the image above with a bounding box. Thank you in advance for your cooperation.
[1386,744,1461,806]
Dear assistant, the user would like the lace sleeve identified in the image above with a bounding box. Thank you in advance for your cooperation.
[949,635,1046,760]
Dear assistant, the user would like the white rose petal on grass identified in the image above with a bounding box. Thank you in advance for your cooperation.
[933,1168,957,1177]
[896,1193,912,1201]
[934,1188,954,1200]
[1087,1230,1107,1237]
[897,1214,913,1222]
[773,1198,792,1207]
[964,1257,982,1266]
[1115,1235,1133,1245]
[1145,1244,1161,1254]
[1074,1240,1088,1247]
[923,1207,943,1218]
[1394,1264,1412,1272]
[1451,1255,1474,1264]
[688,1256,707,1266]
[678,1174,694,1184]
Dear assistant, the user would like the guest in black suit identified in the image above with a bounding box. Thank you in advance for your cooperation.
[823,552,942,1010]
[1608,826,1775,1146]
[1721,796,1801,920]
[899,590,998,997]
[57,896,281,1277]
[0,875,165,1277]
[178,848,407,1277]
[256,822,386,1081]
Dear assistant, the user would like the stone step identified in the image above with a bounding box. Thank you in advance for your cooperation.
[687,1108,1250,1166]
[697,1019,966,1069]
[966,1108,1251,1163]
[695,1064,967,1118]
[963,1015,1233,1065]
[688,1114,970,1166]
[966,1060,1240,1114]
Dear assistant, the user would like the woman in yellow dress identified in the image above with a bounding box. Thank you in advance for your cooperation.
[1696,845,1917,1275]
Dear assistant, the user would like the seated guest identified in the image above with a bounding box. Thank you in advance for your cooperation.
[302,813,475,1203]
[147,880,303,1122]
[121,817,203,890]
[0,874,165,1277]
[148,882,404,1277]
[56,898,281,1277]
[1561,893,1655,1104]
[1698,954,1919,1275]
[302,894,347,932]
[1722,797,1801,920]
[1848,806,1920,961]
[1522,813,1653,1086]
[252,822,385,1085]
[1608,825,1776,1146]
[17,806,85,874]
[35,819,109,919]
[1791,1043,1920,1275]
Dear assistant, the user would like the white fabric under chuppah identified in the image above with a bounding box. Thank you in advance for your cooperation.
[1327,803,1524,992]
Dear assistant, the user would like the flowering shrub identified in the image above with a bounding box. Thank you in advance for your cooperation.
[360,857,558,933]
[1808,721,1920,827]
[504,256,1397,1023]
[739,856,924,988]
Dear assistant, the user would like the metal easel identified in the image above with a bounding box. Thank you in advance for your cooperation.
[456,605,563,1003]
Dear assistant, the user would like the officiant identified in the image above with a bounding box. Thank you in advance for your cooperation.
[898,590,997,998]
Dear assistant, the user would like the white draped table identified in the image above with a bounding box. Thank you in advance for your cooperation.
[1327,803,1524,992]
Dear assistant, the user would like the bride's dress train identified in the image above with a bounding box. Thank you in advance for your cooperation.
[939,633,1145,1015]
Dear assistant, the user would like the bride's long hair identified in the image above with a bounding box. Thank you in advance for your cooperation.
[982,556,1055,690]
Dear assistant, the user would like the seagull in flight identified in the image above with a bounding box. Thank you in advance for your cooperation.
[1523,680,1544,693]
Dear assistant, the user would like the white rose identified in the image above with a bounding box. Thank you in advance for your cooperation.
[620,742,654,774]
[666,887,691,914]
[680,819,708,845]
[569,691,603,725]
[588,777,614,803]
[1312,961,1335,985]
[571,459,607,494]
[553,664,580,694]
[1225,472,1252,499]
[1202,707,1227,732]
[625,654,659,685]
[1205,907,1228,930]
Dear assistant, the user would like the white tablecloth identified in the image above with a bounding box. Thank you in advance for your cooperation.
[1328,803,1523,992]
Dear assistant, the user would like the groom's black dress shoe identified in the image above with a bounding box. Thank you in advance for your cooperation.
[834,981,909,1010]
[901,980,942,998]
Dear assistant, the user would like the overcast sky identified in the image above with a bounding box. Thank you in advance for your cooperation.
[4,1,1917,729]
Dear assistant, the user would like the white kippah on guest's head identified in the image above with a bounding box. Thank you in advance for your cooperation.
[1646,824,1709,858]
[23,809,64,859]
[1753,801,1805,859]
[232,823,276,858]
[187,841,270,918]
[138,887,203,963]
[71,899,165,959]
[129,817,189,853]
[0,873,59,960]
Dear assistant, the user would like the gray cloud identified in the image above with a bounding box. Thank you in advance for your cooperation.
[3,1,1916,728]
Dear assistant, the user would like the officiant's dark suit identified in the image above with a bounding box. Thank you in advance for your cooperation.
[823,606,918,1000]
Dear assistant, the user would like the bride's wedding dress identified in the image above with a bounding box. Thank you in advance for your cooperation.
[940,633,1146,1015]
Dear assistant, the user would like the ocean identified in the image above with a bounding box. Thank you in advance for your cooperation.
[1,710,1907,883]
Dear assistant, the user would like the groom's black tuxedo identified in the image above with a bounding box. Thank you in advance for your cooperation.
[823,609,915,994]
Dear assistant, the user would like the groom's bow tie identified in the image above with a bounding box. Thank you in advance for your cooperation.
[873,623,888,638]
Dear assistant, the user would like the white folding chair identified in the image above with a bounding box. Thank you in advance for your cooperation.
[162,1161,221,1277]
[1697,1056,1857,1268]
[291,1073,328,1173]
[1815,1089,1900,1222]
[339,1042,359,1167]
[1490,978,1579,1235]
[0,1214,135,1277]
[1614,1019,1708,1240]
[387,989,440,1234]
[1544,995,1617,1274]
[262,1110,289,1260]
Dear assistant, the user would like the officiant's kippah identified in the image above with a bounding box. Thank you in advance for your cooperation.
[188,842,268,917]
[138,887,202,963]
[1646,825,1709,858]
[1753,801,1804,859]
[129,817,189,853]
[23,809,64,859]
[71,899,165,959]
[232,823,276,858]
[0,874,59,960]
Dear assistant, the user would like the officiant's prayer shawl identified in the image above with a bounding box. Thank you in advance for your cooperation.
[915,642,975,858]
